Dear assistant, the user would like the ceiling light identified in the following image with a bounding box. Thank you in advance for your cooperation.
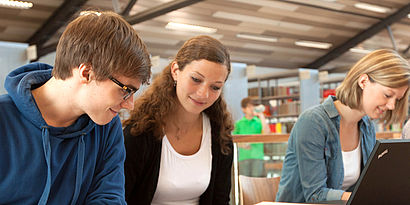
[80,11,101,16]
[408,14,410,18]
[165,22,217,34]
[236,33,277,43]
[0,0,33,9]
[354,3,390,13]
[350,47,372,54]
[294,40,332,49]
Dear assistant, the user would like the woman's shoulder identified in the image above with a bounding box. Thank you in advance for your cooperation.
[123,125,158,145]
[298,104,330,123]
[292,103,337,140]
[298,96,339,122]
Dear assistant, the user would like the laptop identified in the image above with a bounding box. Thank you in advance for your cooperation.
[346,139,410,205]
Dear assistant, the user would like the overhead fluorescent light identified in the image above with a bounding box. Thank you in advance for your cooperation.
[350,47,372,54]
[165,22,217,34]
[295,40,332,49]
[236,33,277,43]
[0,0,33,9]
[80,11,101,16]
[354,3,390,13]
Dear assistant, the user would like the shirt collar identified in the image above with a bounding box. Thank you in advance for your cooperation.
[243,116,258,122]
[323,95,339,118]
[322,95,371,127]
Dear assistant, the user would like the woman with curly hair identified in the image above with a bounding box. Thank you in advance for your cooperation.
[123,35,234,205]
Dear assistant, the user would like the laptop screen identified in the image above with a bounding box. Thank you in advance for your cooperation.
[347,139,410,205]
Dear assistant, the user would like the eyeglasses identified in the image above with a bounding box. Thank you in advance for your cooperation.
[109,76,138,100]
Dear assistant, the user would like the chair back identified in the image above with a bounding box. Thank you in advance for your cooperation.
[239,175,280,205]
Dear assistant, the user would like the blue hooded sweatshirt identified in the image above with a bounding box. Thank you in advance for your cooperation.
[0,63,126,204]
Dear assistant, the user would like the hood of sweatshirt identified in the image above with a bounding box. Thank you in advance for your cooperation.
[5,62,95,138]
[4,62,95,204]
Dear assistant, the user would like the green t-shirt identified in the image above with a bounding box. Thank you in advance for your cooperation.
[233,116,264,161]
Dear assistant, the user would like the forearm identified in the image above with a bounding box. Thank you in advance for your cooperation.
[295,114,343,202]
[257,113,270,134]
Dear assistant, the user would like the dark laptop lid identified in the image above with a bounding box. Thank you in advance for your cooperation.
[347,139,410,205]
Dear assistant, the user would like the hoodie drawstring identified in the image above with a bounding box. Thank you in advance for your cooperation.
[38,128,86,205]
[38,126,51,205]
[71,134,85,205]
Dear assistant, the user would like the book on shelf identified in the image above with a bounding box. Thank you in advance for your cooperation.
[323,88,336,98]
[247,86,300,98]
[277,101,300,116]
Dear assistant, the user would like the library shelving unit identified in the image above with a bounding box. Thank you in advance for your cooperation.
[319,74,345,102]
[247,69,320,133]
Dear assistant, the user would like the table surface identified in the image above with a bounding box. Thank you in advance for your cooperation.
[256,202,336,205]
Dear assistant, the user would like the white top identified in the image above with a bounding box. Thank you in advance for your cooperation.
[151,114,212,205]
[341,141,361,190]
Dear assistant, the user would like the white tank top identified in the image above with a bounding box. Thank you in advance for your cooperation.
[341,141,361,190]
[151,114,212,205]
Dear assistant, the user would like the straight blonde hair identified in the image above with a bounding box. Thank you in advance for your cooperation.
[336,49,410,125]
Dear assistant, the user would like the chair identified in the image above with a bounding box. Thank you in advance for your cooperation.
[239,175,280,205]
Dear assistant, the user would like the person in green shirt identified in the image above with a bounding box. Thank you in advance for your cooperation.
[233,97,270,177]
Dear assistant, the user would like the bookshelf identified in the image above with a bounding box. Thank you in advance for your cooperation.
[319,73,345,102]
[247,69,320,133]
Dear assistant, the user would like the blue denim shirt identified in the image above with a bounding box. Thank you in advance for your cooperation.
[276,96,376,203]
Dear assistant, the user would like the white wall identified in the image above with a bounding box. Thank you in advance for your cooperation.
[224,62,248,122]
[38,51,56,66]
[0,41,29,94]
[0,41,56,95]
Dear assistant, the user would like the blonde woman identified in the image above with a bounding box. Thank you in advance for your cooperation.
[276,49,410,203]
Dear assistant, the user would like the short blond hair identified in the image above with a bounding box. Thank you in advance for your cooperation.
[336,49,410,125]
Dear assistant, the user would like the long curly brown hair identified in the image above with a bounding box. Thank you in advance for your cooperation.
[123,35,234,154]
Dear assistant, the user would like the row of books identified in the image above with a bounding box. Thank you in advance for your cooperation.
[277,102,300,115]
[263,102,300,117]
[248,86,299,97]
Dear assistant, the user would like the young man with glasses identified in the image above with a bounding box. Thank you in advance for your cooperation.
[0,11,151,204]
[109,76,139,100]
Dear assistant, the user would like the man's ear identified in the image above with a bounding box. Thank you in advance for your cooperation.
[78,63,93,83]
[170,61,179,82]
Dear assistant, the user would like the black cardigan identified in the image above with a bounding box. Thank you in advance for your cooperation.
[123,125,233,205]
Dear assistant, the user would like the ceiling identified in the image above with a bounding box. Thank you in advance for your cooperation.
[1,0,410,72]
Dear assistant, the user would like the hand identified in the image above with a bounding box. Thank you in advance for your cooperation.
[255,112,270,134]
[341,192,351,201]
[238,143,251,149]
[254,111,265,119]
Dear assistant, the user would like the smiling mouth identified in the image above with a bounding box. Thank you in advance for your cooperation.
[190,97,205,105]
[377,107,385,114]
[109,108,118,114]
